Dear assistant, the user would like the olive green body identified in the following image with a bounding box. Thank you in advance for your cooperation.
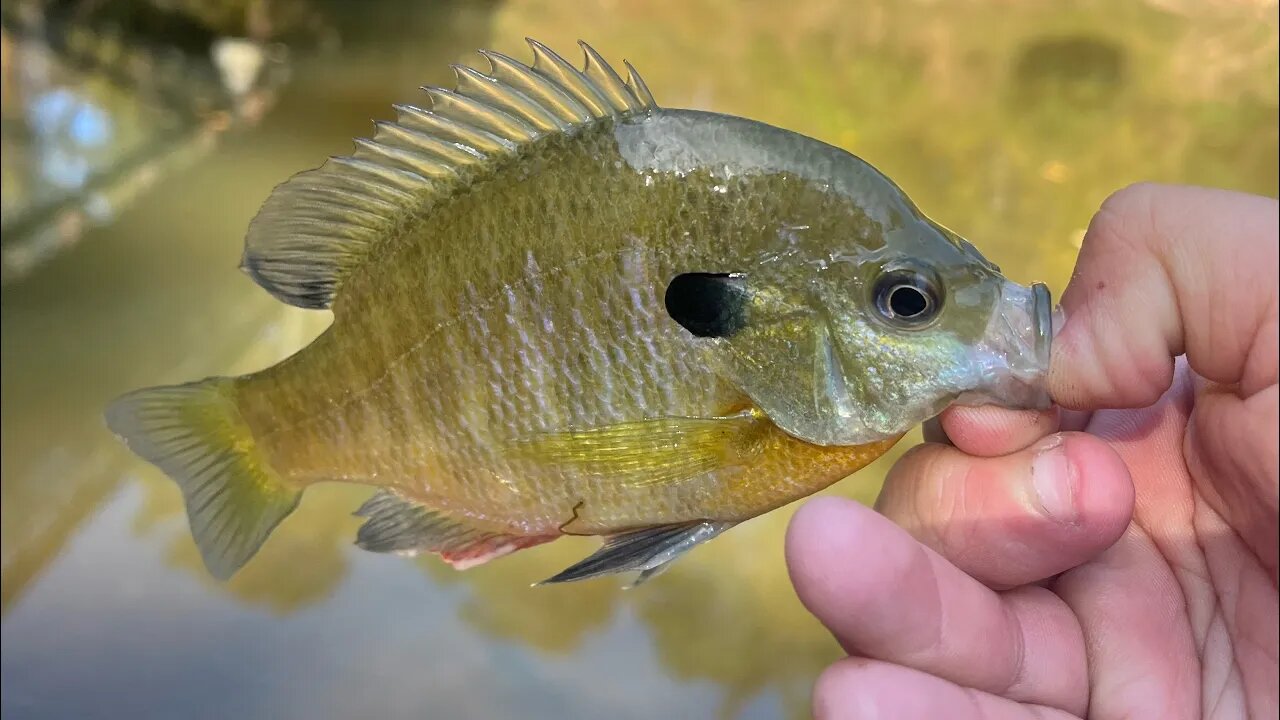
[104,45,1052,583]
[234,110,902,536]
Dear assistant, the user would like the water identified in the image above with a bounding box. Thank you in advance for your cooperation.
[2,1,1276,718]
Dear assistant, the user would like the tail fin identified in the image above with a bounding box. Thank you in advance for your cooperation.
[105,378,301,580]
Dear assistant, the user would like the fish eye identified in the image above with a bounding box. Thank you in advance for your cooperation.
[873,269,941,327]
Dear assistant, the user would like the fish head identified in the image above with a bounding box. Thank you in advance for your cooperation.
[668,219,1054,446]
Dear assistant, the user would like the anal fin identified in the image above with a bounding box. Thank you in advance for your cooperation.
[354,489,553,570]
[537,521,735,587]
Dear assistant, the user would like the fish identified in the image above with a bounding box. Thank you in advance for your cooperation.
[105,39,1055,586]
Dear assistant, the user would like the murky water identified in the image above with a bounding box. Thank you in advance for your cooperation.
[2,1,1276,718]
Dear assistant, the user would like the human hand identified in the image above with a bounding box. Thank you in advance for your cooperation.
[786,184,1279,718]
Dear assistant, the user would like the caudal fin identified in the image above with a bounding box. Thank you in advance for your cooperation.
[105,378,300,580]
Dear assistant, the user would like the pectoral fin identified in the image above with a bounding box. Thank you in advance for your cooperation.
[510,411,766,488]
[537,521,735,587]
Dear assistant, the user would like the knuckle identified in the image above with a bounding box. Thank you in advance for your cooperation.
[1101,181,1163,211]
[1089,182,1162,254]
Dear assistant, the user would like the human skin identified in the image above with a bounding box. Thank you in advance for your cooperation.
[785,184,1279,719]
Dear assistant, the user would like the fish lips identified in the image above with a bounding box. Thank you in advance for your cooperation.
[955,280,1057,411]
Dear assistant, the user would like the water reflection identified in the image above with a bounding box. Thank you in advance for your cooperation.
[1011,36,1126,111]
[0,0,299,283]
[2,1,1276,719]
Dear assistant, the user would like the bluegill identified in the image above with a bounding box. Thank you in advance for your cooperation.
[106,40,1054,585]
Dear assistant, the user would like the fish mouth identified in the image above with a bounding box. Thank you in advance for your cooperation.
[956,280,1057,411]
[1030,282,1054,385]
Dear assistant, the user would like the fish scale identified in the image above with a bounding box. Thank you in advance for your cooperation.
[247,137,837,522]
[106,39,1053,584]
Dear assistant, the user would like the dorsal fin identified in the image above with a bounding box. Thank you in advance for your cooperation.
[241,39,660,310]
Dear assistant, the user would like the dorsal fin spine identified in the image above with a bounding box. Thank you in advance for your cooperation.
[354,138,460,180]
[372,120,486,166]
[526,38,614,117]
[578,40,641,112]
[478,50,594,124]
[422,87,540,142]
[451,64,568,132]
[624,60,657,108]
[241,40,660,310]
[392,104,515,155]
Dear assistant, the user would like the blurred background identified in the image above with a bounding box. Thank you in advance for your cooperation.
[1,0,1276,718]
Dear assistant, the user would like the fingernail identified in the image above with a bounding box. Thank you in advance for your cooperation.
[1031,435,1078,524]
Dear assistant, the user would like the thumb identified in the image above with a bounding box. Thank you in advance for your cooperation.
[1049,183,1278,410]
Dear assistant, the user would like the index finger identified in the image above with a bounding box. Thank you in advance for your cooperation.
[1050,183,1278,410]
[933,405,1059,457]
